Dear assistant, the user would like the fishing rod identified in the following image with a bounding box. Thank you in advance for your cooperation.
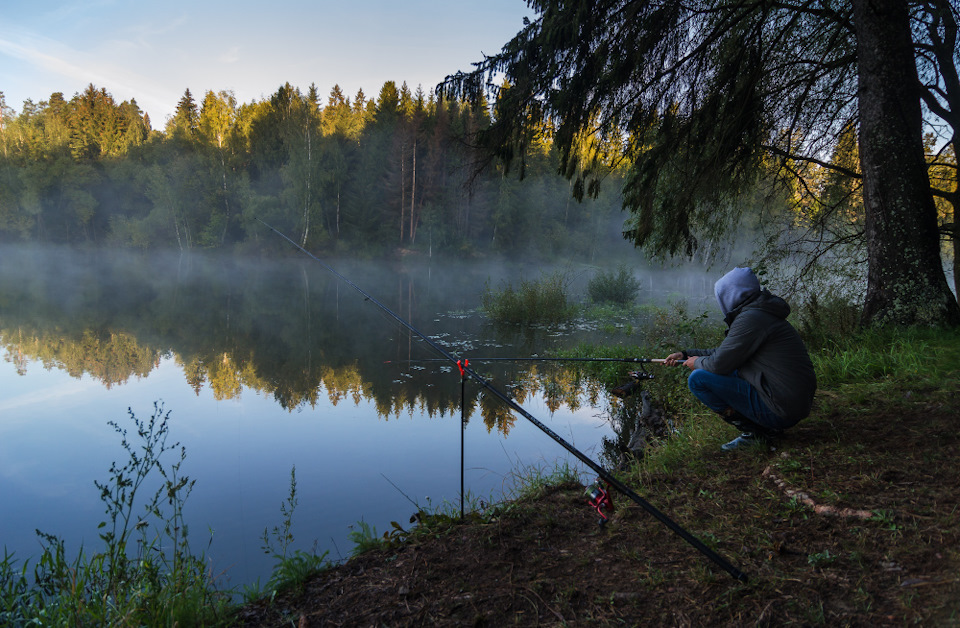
[257,219,748,583]
[389,356,668,399]
[384,357,673,364]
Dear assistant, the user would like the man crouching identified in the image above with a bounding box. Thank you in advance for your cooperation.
[664,267,817,451]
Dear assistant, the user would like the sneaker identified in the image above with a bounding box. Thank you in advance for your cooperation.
[723,411,783,440]
[721,432,761,451]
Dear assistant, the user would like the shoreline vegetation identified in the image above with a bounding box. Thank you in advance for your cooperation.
[3,292,960,625]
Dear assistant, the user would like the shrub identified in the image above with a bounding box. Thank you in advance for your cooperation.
[588,265,642,305]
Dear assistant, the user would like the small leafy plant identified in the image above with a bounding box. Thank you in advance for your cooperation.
[808,549,837,567]
[257,466,330,597]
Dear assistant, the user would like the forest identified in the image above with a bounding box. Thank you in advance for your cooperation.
[1,70,956,305]
[0,81,629,259]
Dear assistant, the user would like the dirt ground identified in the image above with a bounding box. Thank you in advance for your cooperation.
[237,389,960,627]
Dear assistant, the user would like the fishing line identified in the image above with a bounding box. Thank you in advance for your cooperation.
[258,218,748,583]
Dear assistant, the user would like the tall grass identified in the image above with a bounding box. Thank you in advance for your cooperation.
[812,330,940,387]
[481,271,575,325]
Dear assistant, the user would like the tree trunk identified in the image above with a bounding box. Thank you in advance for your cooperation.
[301,122,312,248]
[218,147,230,246]
[854,0,960,326]
[410,139,417,244]
[400,141,406,242]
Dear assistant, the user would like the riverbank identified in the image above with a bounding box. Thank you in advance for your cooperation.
[238,329,960,626]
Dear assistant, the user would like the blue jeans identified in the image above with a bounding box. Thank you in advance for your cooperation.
[687,369,792,431]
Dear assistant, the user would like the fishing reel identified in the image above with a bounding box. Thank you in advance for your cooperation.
[585,479,614,526]
[609,367,654,398]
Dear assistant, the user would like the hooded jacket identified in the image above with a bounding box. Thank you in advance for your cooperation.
[686,272,817,424]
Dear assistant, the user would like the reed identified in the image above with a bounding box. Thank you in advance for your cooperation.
[481,271,575,324]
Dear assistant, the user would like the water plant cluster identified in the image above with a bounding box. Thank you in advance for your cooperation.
[480,271,577,325]
[481,265,644,326]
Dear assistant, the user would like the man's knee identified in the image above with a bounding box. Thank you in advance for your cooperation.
[687,368,708,392]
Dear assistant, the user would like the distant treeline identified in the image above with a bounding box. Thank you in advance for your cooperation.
[0,81,626,257]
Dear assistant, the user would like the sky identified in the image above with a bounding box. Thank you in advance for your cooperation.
[0,0,533,124]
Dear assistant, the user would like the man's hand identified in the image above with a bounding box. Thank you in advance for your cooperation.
[664,352,684,366]
[664,352,698,369]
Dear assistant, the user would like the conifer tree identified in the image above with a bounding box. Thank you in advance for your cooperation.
[442,0,960,327]
[169,88,199,142]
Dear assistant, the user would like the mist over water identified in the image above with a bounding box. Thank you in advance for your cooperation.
[0,243,719,588]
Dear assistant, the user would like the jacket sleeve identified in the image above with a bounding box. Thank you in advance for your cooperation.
[691,311,770,375]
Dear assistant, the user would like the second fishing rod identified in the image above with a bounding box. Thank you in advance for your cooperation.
[258,218,748,583]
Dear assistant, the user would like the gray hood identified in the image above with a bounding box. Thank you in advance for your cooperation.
[714,267,760,316]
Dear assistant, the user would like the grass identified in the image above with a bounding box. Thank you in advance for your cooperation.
[339,460,585,559]
[0,402,233,627]
[481,271,575,325]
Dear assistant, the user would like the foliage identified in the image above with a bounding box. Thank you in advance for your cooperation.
[0,81,624,260]
[0,402,232,626]
[811,330,936,389]
[440,0,960,326]
[255,466,331,598]
[340,462,583,560]
[347,521,384,557]
[481,271,575,325]
[587,264,642,305]
[502,459,582,503]
[792,291,863,350]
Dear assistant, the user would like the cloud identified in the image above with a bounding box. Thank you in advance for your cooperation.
[0,27,175,120]
[0,32,108,88]
[0,377,93,417]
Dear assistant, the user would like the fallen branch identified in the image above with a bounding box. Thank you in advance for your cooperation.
[762,466,875,519]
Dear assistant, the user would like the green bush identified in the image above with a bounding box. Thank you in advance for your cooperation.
[481,272,574,325]
[588,265,642,305]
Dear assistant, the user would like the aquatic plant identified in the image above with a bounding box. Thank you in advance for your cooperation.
[587,264,642,305]
[481,271,575,325]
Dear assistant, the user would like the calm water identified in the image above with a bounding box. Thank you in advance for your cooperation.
[0,245,714,589]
